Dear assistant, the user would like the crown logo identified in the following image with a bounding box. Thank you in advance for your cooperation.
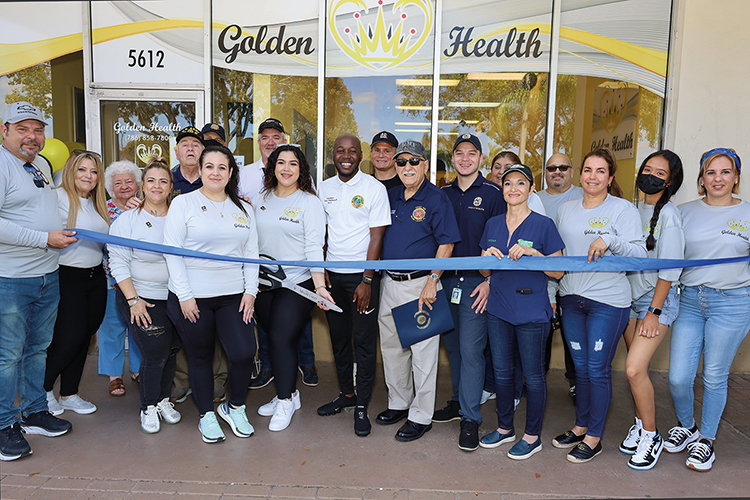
[329,0,433,71]
[136,143,163,164]
[599,86,628,134]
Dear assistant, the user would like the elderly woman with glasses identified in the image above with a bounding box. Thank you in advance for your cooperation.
[99,160,143,397]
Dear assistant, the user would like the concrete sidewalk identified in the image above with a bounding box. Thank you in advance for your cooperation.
[2,358,749,499]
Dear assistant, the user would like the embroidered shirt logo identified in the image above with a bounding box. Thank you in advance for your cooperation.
[233,213,249,224]
[473,197,482,207]
[352,195,364,209]
[588,216,609,229]
[411,206,426,222]
[284,206,301,218]
[727,219,750,232]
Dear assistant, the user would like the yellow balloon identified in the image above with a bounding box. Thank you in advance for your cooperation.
[39,138,70,173]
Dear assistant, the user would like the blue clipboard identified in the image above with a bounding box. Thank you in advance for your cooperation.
[392,289,455,349]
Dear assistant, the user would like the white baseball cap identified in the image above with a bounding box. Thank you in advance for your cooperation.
[3,101,48,126]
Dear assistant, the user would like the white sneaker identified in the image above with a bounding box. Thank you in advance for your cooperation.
[514,398,521,410]
[46,391,64,416]
[628,431,663,470]
[140,406,160,434]
[258,390,301,417]
[480,390,496,405]
[620,418,642,455]
[156,398,181,424]
[269,397,296,431]
[59,394,97,415]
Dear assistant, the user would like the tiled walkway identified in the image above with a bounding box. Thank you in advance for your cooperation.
[2,359,749,500]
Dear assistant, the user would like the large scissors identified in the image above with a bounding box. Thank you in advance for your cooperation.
[258,255,342,313]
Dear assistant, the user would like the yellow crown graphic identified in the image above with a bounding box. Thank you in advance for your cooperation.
[329,0,433,71]
[599,87,627,134]
[727,219,750,232]
[588,216,609,229]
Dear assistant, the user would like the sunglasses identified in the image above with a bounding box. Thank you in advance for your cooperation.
[23,162,50,188]
[395,157,423,167]
[71,149,102,159]
[546,165,571,173]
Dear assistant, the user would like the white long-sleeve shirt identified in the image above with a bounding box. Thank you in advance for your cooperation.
[557,194,647,308]
[252,189,326,284]
[57,190,108,268]
[109,209,170,300]
[0,147,61,278]
[163,190,259,301]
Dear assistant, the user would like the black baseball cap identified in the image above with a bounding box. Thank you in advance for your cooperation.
[176,126,204,145]
[201,122,226,141]
[453,133,482,153]
[371,131,398,149]
[258,118,285,134]
[501,163,534,183]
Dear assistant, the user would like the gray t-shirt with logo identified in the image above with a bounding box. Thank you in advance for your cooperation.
[679,198,750,289]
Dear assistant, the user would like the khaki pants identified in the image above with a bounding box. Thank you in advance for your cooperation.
[378,275,440,426]
[173,337,228,388]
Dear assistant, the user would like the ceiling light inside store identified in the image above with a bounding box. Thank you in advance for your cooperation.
[438,132,459,136]
[395,105,444,111]
[447,102,501,108]
[466,73,526,80]
[440,119,479,125]
[395,129,430,134]
[395,79,461,86]
[395,122,431,126]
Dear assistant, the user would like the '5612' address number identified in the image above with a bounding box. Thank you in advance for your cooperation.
[128,49,165,68]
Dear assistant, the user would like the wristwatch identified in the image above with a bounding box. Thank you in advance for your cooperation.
[362,276,373,285]
[647,306,662,316]
[429,272,439,282]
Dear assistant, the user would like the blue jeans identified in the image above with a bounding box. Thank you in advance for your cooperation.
[0,271,60,429]
[669,285,750,440]
[442,273,488,424]
[98,288,141,377]
[257,317,315,371]
[487,314,548,435]
[559,295,629,438]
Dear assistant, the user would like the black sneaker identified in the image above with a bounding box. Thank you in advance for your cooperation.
[298,365,319,387]
[0,423,32,461]
[317,393,356,416]
[20,411,72,437]
[354,406,371,437]
[567,441,602,463]
[432,400,460,423]
[686,438,715,472]
[664,422,700,453]
[458,419,479,452]
[248,370,274,390]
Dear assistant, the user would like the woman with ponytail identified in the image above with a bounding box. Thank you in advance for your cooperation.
[551,148,646,464]
[619,151,684,470]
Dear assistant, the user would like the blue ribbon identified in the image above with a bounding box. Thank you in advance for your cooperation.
[74,228,750,272]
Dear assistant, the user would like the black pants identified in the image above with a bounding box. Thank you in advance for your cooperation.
[116,289,180,411]
[545,296,576,386]
[44,265,106,396]
[254,279,315,400]
[325,271,380,407]
[167,292,255,415]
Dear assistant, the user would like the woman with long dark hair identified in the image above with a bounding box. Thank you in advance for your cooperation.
[164,145,259,443]
[252,144,332,432]
[665,148,749,472]
[45,151,109,415]
[619,150,684,470]
[552,148,646,463]
[109,158,182,433]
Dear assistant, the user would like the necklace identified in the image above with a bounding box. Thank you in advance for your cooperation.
[207,197,227,217]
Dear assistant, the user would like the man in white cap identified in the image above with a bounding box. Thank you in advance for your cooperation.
[0,102,76,461]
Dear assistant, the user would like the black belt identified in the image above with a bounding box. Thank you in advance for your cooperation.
[386,270,430,282]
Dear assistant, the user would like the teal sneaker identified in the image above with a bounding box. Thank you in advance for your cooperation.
[198,412,225,444]
[217,402,254,438]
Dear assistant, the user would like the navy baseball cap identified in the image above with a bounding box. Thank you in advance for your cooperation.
[501,163,534,183]
[201,123,226,141]
[176,126,204,144]
[453,133,482,154]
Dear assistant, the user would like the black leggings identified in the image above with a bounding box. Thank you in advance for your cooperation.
[44,265,106,396]
[116,290,180,411]
[254,279,315,399]
[167,292,255,415]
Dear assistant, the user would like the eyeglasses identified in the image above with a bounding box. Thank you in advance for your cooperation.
[395,157,423,167]
[23,162,50,188]
[546,165,572,173]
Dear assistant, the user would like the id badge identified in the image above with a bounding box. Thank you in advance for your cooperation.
[451,287,462,304]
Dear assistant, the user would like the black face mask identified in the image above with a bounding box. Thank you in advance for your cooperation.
[637,173,667,195]
[203,139,223,148]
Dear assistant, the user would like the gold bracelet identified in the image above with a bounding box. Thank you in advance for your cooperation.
[315,284,326,291]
